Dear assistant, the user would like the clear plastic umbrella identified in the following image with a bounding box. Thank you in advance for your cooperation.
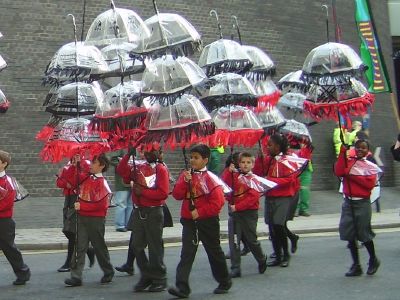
[277,92,306,112]
[277,70,308,94]
[0,54,7,73]
[43,82,104,116]
[136,12,202,57]
[140,94,214,150]
[85,4,150,48]
[278,119,312,147]
[254,104,286,135]
[0,88,9,113]
[195,72,257,111]
[302,42,366,83]
[252,78,281,109]
[209,105,264,147]
[140,55,208,106]
[40,117,110,162]
[43,41,109,86]
[243,45,275,81]
[304,77,374,120]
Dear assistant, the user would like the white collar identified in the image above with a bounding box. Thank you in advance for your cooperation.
[93,173,103,178]
[274,152,284,160]
[0,170,5,177]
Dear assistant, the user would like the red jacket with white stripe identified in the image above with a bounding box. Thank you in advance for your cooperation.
[0,173,16,218]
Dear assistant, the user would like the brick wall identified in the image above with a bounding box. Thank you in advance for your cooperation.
[0,0,397,196]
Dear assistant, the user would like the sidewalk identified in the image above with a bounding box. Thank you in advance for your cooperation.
[11,186,400,250]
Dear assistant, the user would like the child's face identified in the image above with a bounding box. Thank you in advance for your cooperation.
[355,142,369,159]
[190,152,208,170]
[0,159,7,172]
[90,158,105,174]
[267,140,280,156]
[239,157,254,173]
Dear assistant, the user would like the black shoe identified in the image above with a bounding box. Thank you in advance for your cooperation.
[224,252,231,259]
[269,252,277,259]
[267,258,281,267]
[258,259,267,274]
[280,256,290,268]
[240,248,250,256]
[64,277,82,287]
[115,264,134,275]
[87,247,96,268]
[299,211,311,217]
[367,258,380,275]
[13,270,31,286]
[133,278,152,292]
[116,228,127,232]
[213,280,232,294]
[57,264,70,272]
[148,283,167,292]
[168,286,189,298]
[100,273,114,284]
[345,264,363,277]
[291,235,299,254]
[230,269,241,278]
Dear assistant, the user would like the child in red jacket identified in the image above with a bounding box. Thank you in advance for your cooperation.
[56,154,95,272]
[168,144,232,298]
[221,152,276,278]
[64,154,114,287]
[0,150,31,285]
[334,139,382,277]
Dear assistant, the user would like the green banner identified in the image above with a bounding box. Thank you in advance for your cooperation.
[354,0,391,93]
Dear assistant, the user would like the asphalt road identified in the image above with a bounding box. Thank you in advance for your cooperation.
[1,230,400,300]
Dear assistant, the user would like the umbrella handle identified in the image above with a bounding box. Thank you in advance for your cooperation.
[231,15,242,45]
[152,0,160,15]
[80,0,87,42]
[110,0,116,10]
[67,14,77,44]
[321,4,330,43]
[210,10,223,39]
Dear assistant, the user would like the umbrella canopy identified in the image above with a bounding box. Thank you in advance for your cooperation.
[100,42,144,77]
[195,72,257,111]
[277,70,307,94]
[198,39,252,76]
[304,77,374,120]
[43,42,109,86]
[85,7,150,48]
[254,104,286,134]
[243,45,275,81]
[135,13,202,57]
[278,119,312,147]
[0,88,9,113]
[302,42,366,84]
[141,55,207,106]
[140,94,214,150]
[43,82,104,116]
[0,54,7,73]
[277,92,305,112]
[209,105,263,147]
[252,78,281,109]
[40,117,110,162]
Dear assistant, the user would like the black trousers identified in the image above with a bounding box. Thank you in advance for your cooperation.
[175,217,230,294]
[229,210,265,271]
[0,218,30,279]
[70,215,113,280]
[132,206,166,284]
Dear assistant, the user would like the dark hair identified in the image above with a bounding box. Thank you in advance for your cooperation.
[269,133,289,154]
[225,152,241,168]
[239,152,255,163]
[190,144,210,159]
[354,139,370,150]
[355,130,369,141]
[0,150,11,169]
[93,153,110,173]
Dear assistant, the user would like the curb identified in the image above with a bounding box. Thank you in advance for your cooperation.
[17,222,400,251]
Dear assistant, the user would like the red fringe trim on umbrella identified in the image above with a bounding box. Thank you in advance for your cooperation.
[40,141,111,163]
[255,91,281,112]
[0,100,10,113]
[303,93,375,121]
[208,129,264,148]
[36,125,56,142]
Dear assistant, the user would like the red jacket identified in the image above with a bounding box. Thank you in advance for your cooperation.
[56,160,90,196]
[334,147,378,199]
[172,171,225,220]
[254,155,299,197]
[117,155,169,207]
[0,174,16,218]
[221,169,261,211]
[78,175,111,217]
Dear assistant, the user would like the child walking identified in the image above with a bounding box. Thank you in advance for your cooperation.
[0,150,31,285]
[221,152,275,278]
[168,144,232,298]
[334,139,382,276]
[64,154,114,286]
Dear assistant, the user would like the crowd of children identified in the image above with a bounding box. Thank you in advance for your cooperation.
[0,131,383,296]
